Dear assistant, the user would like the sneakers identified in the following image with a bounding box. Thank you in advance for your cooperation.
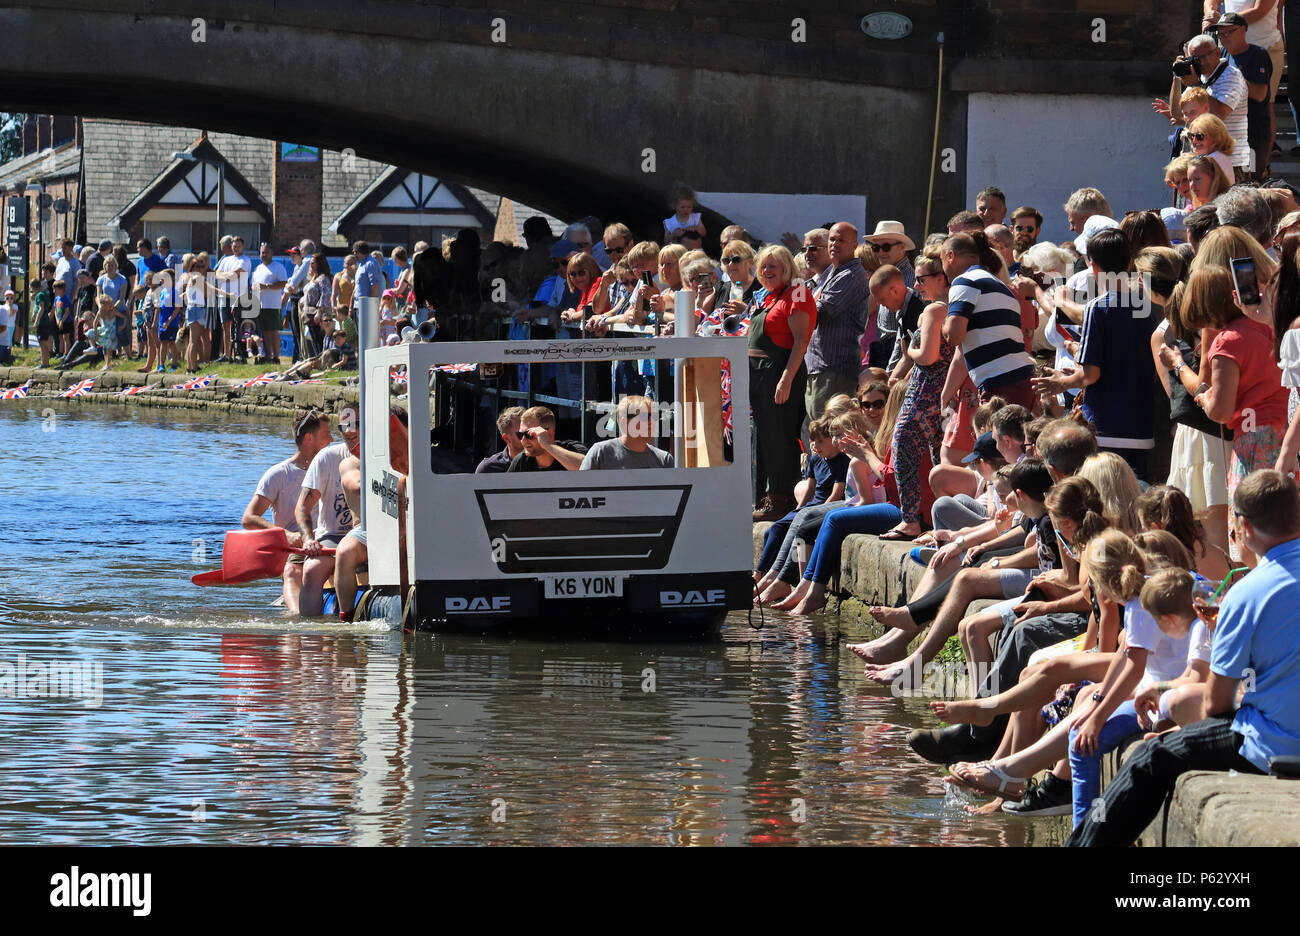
[1001,772,1072,816]
[907,724,998,765]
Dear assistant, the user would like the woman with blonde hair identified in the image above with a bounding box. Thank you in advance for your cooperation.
[1161,264,1288,565]
[1185,113,1235,179]
[1077,452,1142,535]
[750,245,815,520]
[1164,153,1194,208]
[1186,155,1232,209]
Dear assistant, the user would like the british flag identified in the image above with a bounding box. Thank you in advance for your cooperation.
[118,384,153,396]
[435,363,476,374]
[238,372,279,388]
[180,374,214,390]
[289,379,324,385]
[390,367,408,385]
[694,308,751,337]
[1,380,31,400]
[58,379,94,398]
[721,360,734,444]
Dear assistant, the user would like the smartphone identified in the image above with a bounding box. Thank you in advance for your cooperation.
[1230,256,1261,306]
[640,271,655,288]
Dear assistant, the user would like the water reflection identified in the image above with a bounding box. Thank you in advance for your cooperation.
[0,402,1060,845]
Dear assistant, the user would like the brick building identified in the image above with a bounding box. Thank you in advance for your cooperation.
[2,116,559,290]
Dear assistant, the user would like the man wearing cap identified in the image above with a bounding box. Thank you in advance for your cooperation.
[0,288,16,365]
[251,243,289,364]
[863,221,916,369]
[87,239,112,280]
[804,222,871,419]
[1210,12,1274,178]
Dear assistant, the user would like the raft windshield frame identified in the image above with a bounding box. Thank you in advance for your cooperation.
[360,336,754,629]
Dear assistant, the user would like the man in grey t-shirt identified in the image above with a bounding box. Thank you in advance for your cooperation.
[581,395,674,469]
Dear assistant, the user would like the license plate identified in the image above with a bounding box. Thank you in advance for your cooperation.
[543,574,624,599]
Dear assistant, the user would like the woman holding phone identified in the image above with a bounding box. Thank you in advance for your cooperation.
[1161,263,1287,566]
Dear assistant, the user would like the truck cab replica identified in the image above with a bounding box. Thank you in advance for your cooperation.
[358,335,754,634]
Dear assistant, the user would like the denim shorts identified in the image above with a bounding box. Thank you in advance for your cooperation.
[186,306,208,326]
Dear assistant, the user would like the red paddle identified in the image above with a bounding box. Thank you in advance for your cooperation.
[192,528,335,586]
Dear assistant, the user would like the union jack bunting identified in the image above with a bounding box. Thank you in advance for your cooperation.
[289,379,324,385]
[118,384,154,396]
[390,368,408,385]
[1,380,32,399]
[58,379,94,398]
[238,372,279,388]
[180,374,214,390]
[434,363,477,374]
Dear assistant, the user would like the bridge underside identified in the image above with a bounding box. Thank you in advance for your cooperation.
[0,7,968,238]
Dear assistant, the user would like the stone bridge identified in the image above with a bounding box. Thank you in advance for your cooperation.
[1,1,1193,239]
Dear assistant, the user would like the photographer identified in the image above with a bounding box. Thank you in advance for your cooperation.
[1209,12,1274,178]
[1156,34,1249,180]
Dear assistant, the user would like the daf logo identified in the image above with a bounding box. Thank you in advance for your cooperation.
[558,496,606,509]
[660,589,726,607]
[445,596,511,612]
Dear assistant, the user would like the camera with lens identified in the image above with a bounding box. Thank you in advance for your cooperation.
[1172,54,1200,78]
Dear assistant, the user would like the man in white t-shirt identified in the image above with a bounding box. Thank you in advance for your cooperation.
[251,243,289,364]
[214,236,253,363]
[241,409,334,614]
[295,403,361,616]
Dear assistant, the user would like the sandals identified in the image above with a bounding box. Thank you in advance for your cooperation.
[947,761,1026,800]
[879,526,919,541]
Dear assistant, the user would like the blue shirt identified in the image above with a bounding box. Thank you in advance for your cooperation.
[807,452,850,505]
[1211,535,1300,772]
[1077,289,1158,450]
[97,273,128,311]
[354,257,383,300]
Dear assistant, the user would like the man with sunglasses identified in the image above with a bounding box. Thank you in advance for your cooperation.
[507,406,588,472]
[864,221,916,369]
[242,409,332,615]
[1008,207,1042,256]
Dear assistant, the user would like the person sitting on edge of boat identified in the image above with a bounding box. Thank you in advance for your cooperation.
[296,402,361,616]
[335,407,411,622]
[581,395,674,469]
[476,407,526,473]
[507,405,588,471]
[242,408,332,615]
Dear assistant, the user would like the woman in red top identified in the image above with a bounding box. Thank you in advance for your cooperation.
[749,245,815,519]
[1169,264,1288,565]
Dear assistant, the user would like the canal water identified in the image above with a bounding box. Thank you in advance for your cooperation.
[0,401,1059,845]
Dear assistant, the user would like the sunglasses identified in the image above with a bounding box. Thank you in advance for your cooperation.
[858,398,886,410]
[295,408,322,438]
[607,245,627,256]
[515,430,534,440]
[803,245,822,252]
[722,256,744,264]
[1187,132,1207,142]
[874,241,903,251]
[916,272,942,282]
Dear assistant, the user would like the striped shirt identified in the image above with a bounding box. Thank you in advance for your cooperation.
[1204,59,1250,169]
[805,260,870,375]
[946,265,1034,392]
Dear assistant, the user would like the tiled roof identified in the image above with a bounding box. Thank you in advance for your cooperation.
[0,143,80,190]
[78,119,565,247]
